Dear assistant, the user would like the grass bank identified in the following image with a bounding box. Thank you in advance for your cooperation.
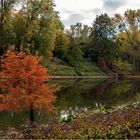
[46,58,106,76]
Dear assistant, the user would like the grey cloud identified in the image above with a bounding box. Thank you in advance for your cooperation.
[103,0,126,11]
[92,8,102,15]
[63,9,76,14]
[82,8,102,15]
[62,13,87,28]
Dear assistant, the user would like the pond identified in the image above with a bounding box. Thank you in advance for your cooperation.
[0,79,140,131]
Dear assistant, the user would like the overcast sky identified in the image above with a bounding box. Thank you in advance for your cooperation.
[54,0,140,28]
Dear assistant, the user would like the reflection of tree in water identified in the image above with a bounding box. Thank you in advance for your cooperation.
[54,79,104,110]
[48,79,140,113]
[1,80,140,130]
[0,111,28,130]
[81,80,140,107]
[54,79,140,110]
[133,80,140,102]
[80,80,114,107]
[111,81,132,96]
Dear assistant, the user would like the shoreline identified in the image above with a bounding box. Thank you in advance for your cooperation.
[123,75,140,79]
[48,74,140,79]
[48,75,113,79]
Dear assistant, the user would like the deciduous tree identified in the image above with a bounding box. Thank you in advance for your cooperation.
[11,0,62,60]
[0,51,58,122]
[0,0,17,55]
[90,13,118,70]
[113,9,140,71]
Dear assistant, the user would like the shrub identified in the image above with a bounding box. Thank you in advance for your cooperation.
[112,58,132,74]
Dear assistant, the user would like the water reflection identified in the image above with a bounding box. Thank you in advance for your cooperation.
[1,79,140,130]
[55,79,139,110]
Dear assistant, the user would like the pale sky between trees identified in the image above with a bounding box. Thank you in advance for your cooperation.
[54,0,140,28]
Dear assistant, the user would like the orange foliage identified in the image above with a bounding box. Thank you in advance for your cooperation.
[0,51,58,112]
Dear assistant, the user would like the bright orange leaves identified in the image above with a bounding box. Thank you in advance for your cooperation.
[0,51,58,112]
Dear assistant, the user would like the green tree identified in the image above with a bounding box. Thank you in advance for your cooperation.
[53,29,70,59]
[11,0,62,60]
[0,0,17,55]
[66,23,92,59]
[63,45,83,66]
[113,9,140,71]
[66,23,91,46]
[90,13,118,70]
[112,57,132,74]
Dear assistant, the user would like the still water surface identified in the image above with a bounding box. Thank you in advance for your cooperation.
[0,79,140,130]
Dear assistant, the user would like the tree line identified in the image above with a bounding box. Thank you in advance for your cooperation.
[0,0,140,74]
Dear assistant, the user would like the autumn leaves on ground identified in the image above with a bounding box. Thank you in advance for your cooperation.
[0,0,140,139]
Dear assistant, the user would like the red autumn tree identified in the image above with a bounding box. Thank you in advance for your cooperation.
[0,51,58,122]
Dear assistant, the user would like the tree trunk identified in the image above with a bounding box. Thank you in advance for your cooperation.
[30,107,34,123]
[15,44,21,52]
[136,60,139,72]
[132,57,135,72]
